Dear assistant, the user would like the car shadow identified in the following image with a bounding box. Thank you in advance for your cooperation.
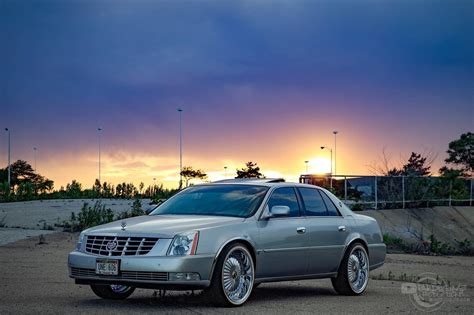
[76,284,338,309]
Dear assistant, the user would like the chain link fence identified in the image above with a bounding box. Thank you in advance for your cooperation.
[299,175,473,210]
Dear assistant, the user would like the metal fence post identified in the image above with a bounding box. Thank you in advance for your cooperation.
[344,176,347,202]
[470,178,473,206]
[402,176,405,209]
[449,180,452,207]
[374,176,378,210]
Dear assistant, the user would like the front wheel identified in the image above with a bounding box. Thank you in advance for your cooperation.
[205,243,255,306]
[331,243,369,295]
[90,284,135,300]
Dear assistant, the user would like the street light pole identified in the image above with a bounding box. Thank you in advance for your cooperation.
[97,128,102,184]
[333,130,338,176]
[177,108,183,189]
[304,160,309,174]
[321,146,333,188]
[224,166,228,178]
[5,128,10,189]
[33,147,37,172]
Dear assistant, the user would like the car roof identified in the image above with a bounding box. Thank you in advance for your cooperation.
[206,178,320,189]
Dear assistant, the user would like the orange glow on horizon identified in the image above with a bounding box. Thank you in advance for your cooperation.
[307,158,332,175]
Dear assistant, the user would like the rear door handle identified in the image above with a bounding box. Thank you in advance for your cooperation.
[338,225,347,232]
[296,227,306,234]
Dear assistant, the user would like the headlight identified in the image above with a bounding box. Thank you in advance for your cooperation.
[76,232,85,251]
[167,231,199,256]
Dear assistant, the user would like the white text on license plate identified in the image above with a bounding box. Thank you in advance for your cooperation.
[96,259,119,275]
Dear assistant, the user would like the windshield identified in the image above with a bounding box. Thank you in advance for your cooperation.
[150,184,269,218]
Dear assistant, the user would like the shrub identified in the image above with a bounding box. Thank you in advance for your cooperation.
[455,238,472,255]
[67,201,114,232]
[428,234,453,255]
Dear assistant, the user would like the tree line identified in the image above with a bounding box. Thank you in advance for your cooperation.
[0,132,471,203]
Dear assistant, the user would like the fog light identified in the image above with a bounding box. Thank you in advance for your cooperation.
[169,272,200,281]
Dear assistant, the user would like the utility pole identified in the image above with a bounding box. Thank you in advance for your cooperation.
[5,128,10,189]
[177,108,183,189]
[333,130,338,176]
[97,128,102,184]
[321,146,333,188]
[33,147,37,172]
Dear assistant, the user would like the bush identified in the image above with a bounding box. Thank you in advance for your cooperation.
[67,201,114,232]
[455,238,472,255]
[116,198,146,220]
[428,234,454,255]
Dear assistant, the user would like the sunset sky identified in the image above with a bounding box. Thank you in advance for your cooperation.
[1,0,473,189]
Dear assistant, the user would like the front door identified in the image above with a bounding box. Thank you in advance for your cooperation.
[256,187,309,278]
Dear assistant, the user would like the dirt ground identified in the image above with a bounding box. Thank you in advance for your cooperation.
[0,232,472,314]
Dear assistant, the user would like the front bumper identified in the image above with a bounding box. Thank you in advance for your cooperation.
[68,251,215,289]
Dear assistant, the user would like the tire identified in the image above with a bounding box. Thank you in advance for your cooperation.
[331,242,369,295]
[205,243,255,307]
[90,284,135,300]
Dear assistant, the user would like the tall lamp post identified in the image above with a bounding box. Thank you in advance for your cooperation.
[333,130,338,176]
[224,166,228,178]
[97,128,102,184]
[5,128,10,189]
[33,147,37,172]
[304,160,309,174]
[177,108,183,189]
[321,146,333,188]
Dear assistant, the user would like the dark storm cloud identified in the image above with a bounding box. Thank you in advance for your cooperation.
[1,0,472,186]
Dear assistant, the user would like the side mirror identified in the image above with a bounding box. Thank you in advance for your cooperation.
[269,205,290,218]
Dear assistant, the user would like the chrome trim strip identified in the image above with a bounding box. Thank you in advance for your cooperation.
[256,272,338,283]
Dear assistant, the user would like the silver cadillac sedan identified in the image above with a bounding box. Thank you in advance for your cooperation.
[68,179,386,306]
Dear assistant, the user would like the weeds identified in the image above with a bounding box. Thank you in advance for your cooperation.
[64,198,147,232]
[454,238,472,255]
[383,232,471,256]
[65,201,114,232]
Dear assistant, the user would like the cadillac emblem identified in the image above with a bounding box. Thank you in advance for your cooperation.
[106,240,118,251]
[121,221,127,231]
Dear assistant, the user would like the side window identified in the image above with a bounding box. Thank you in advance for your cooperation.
[319,190,340,216]
[298,188,327,216]
[267,187,300,217]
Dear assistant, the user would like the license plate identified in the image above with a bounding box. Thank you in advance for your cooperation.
[96,259,119,275]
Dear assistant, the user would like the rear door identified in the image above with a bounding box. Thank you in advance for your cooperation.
[298,187,349,275]
[256,187,309,278]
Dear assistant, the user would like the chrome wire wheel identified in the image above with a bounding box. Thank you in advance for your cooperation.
[110,285,132,294]
[221,246,254,305]
[347,245,369,294]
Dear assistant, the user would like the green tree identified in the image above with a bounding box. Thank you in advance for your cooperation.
[66,180,82,198]
[236,161,264,178]
[180,166,207,187]
[402,152,431,176]
[444,132,473,174]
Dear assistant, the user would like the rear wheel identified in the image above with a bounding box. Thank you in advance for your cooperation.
[205,243,255,306]
[90,284,135,300]
[331,243,369,295]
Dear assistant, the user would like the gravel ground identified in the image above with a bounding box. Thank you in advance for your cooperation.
[0,233,472,314]
[0,228,56,246]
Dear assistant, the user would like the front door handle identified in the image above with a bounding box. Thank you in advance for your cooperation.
[338,225,347,232]
[296,227,306,234]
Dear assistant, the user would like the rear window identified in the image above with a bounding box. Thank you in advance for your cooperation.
[320,191,341,216]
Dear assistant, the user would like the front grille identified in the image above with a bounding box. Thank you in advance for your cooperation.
[85,235,158,256]
[70,267,168,281]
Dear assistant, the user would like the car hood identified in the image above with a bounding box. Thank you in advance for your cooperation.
[85,215,245,238]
